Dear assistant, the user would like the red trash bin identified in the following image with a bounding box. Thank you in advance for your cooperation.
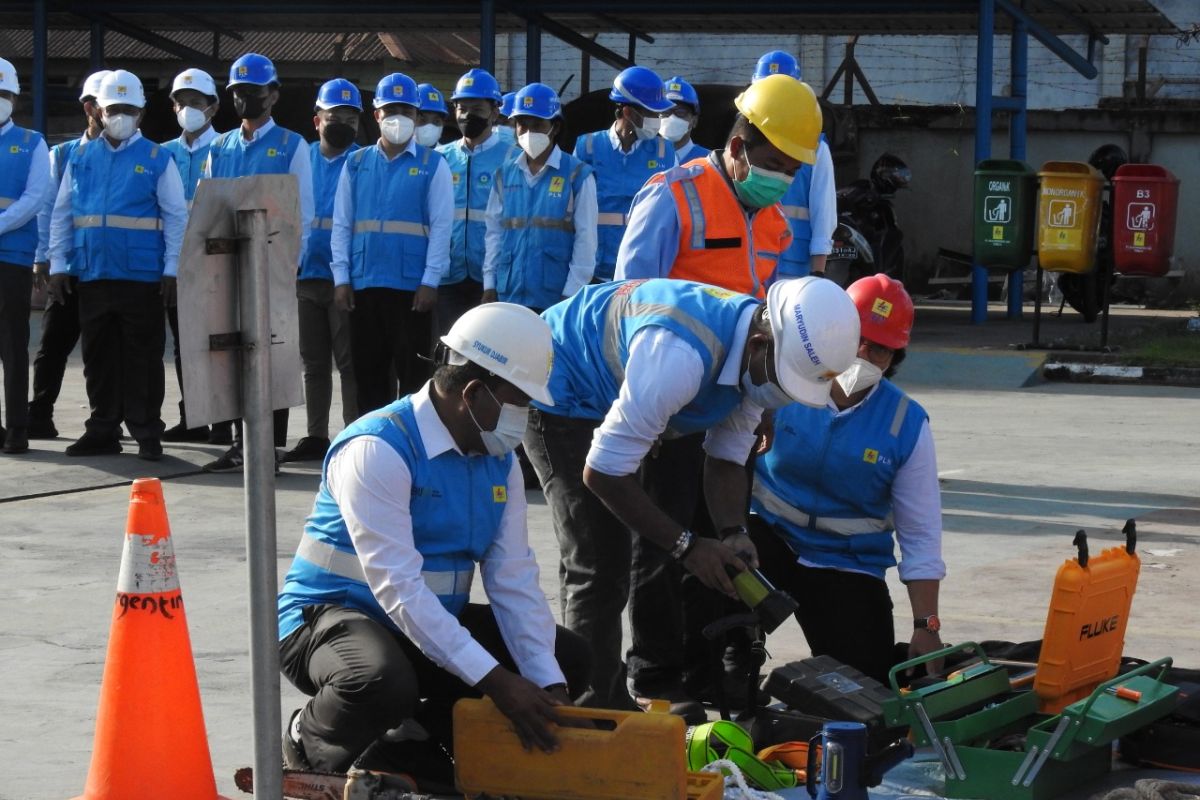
[1111,164,1180,277]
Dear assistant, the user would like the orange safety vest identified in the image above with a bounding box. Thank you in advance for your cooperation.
[654,156,791,299]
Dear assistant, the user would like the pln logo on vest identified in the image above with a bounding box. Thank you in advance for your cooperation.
[8,145,19,154]
[409,167,420,176]
[266,148,278,157]
[549,176,565,195]
[134,165,145,174]
[452,173,461,185]
[492,485,507,503]
[647,160,659,169]
[862,448,879,464]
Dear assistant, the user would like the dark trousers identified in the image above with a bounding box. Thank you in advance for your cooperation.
[350,288,432,414]
[298,279,356,439]
[280,603,591,774]
[0,262,32,430]
[29,276,80,424]
[435,277,482,338]
[165,303,204,431]
[77,280,165,443]
[523,409,634,709]
[749,516,896,683]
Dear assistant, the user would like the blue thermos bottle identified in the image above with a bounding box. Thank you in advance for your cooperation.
[806,721,914,800]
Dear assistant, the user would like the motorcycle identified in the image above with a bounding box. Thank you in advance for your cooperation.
[826,153,910,287]
[1056,143,1126,322]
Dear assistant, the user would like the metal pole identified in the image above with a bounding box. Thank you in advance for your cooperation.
[480,0,496,74]
[90,20,106,71]
[237,208,282,800]
[1007,2,1028,320]
[526,19,541,84]
[971,0,995,324]
[1032,264,1043,347]
[33,0,47,134]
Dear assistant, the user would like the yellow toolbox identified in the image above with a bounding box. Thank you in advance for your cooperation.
[453,699,723,800]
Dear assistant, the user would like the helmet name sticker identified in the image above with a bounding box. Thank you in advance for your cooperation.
[472,339,509,365]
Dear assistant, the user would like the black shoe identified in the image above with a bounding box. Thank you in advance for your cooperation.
[632,689,707,725]
[202,444,243,473]
[208,423,234,445]
[280,436,330,463]
[137,440,163,461]
[162,422,209,442]
[3,428,29,454]
[26,418,57,439]
[353,738,456,794]
[66,433,122,457]
[282,709,311,770]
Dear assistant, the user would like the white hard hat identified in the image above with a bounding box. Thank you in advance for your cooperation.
[440,303,555,406]
[0,57,19,95]
[80,69,113,101]
[171,68,218,100]
[97,70,146,109]
[766,277,861,406]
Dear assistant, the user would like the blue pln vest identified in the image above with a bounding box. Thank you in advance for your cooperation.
[45,138,86,274]
[538,278,757,435]
[0,124,45,266]
[277,396,513,640]
[438,138,517,285]
[68,137,168,283]
[205,123,302,179]
[751,380,928,579]
[776,134,825,279]
[574,131,672,281]
[345,144,438,292]
[300,141,358,281]
[494,154,592,310]
[161,135,214,205]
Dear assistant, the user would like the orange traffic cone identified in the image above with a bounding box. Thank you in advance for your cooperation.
[73,478,231,800]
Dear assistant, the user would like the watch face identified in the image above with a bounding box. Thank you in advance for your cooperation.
[923,614,941,633]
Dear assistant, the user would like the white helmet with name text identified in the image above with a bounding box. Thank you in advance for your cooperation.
[440,303,555,406]
[766,276,861,406]
[96,69,146,109]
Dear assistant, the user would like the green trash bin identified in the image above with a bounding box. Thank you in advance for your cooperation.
[973,159,1037,269]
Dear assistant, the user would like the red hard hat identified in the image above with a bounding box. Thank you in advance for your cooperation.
[846,274,914,350]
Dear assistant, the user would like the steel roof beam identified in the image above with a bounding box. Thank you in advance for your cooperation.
[515,11,633,71]
[72,10,223,69]
[995,0,1097,78]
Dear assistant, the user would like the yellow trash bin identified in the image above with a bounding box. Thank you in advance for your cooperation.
[1036,161,1104,273]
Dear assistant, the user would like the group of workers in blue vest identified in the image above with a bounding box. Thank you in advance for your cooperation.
[0,48,943,781]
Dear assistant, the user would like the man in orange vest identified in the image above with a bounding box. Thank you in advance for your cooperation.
[614,75,822,299]
[612,76,825,717]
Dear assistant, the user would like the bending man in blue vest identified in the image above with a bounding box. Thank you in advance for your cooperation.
[47,70,188,461]
[749,274,944,683]
[201,52,314,472]
[436,68,514,334]
[278,302,589,782]
[161,67,221,444]
[280,78,362,465]
[331,72,454,415]
[573,66,676,281]
[482,82,596,313]
[0,58,50,455]
[523,277,861,712]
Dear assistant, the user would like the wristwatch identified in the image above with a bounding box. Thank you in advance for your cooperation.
[914,614,941,633]
[719,524,749,541]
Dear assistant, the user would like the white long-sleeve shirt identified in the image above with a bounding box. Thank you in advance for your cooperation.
[808,139,837,257]
[47,131,188,278]
[0,120,51,246]
[36,133,91,264]
[326,383,565,688]
[329,138,455,289]
[482,145,598,296]
[586,305,764,477]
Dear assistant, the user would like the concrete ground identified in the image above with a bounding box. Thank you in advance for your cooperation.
[2,301,1198,800]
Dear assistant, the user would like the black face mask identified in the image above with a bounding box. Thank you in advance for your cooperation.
[323,122,357,149]
[233,93,268,120]
[458,113,490,139]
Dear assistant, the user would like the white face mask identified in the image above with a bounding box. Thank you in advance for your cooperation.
[379,114,414,146]
[103,113,137,141]
[414,123,442,148]
[176,106,209,134]
[658,114,691,143]
[835,357,884,396]
[0,98,12,125]
[517,131,551,160]
[467,385,529,457]
[635,114,660,141]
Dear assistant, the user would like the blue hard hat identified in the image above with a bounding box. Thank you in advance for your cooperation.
[499,91,517,117]
[609,66,672,114]
[373,72,419,109]
[512,83,562,120]
[417,83,448,115]
[451,68,502,103]
[228,53,279,88]
[753,50,801,82]
[316,78,362,111]
[663,75,700,112]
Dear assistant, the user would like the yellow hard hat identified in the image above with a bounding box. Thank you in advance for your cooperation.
[734,74,822,164]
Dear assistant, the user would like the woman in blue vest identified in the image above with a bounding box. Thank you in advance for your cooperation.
[749,274,945,683]
[482,83,597,314]
[659,76,708,163]
[278,302,589,783]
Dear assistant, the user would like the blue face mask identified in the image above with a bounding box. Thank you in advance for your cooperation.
[733,146,794,208]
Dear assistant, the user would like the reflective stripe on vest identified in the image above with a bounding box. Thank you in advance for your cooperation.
[890,396,910,437]
[752,479,892,537]
[73,214,163,231]
[601,292,726,388]
[680,180,705,249]
[780,204,810,220]
[596,211,626,226]
[453,207,488,222]
[312,216,334,230]
[296,533,476,598]
[353,219,430,237]
[501,216,575,232]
